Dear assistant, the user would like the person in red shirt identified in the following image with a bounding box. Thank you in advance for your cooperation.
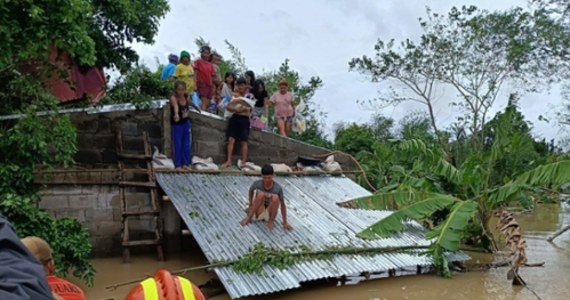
[194,45,215,111]
[21,236,86,300]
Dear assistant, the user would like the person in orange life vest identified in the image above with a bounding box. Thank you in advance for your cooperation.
[20,236,86,300]
[125,269,205,300]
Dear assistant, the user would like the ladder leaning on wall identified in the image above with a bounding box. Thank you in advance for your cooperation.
[115,129,164,263]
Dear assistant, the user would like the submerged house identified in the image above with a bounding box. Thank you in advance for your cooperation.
[22,101,468,298]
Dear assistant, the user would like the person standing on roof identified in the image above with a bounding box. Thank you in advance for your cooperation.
[20,236,87,300]
[209,51,223,113]
[173,50,196,94]
[160,53,178,80]
[194,45,215,111]
[251,79,269,122]
[269,79,295,137]
[170,81,200,171]
[240,165,293,231]
[219,71,236,114]
[221,77,254,168]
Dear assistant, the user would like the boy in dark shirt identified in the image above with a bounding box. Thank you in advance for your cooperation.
[240,165,293,231]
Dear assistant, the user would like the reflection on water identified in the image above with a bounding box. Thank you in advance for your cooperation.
[80,204,570,300]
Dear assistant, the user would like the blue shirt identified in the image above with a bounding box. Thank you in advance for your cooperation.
[160,63,176,80]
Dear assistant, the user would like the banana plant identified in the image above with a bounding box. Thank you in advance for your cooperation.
[340,137,570,277]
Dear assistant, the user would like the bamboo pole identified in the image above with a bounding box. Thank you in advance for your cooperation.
[104,245,429,291]
[153,168,361,176]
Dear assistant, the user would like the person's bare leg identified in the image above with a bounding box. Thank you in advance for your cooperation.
[200,96,209,111]
[277,119,286,136]
[240,141,248,163]
[285,120,292,137]
[266,195,280,231]
[241,191,266,226]
[222,137,235,167]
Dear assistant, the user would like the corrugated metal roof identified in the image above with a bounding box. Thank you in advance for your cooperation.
[156,173,470,299]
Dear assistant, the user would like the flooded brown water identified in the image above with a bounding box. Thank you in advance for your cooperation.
[79,203,570,300]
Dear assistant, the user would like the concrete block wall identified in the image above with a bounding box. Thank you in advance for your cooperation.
[37,106,356,256]
[38,185,180,256]
[189,111,356,168]
[69,106,354,170]
[70,108,167,167]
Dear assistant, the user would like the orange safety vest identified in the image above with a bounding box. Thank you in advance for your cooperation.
[125,269,205,300]
[47,276,86,300]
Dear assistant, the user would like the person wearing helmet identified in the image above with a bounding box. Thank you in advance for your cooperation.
[125,269,205,300]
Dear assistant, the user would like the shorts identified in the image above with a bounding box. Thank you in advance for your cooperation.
[227,115,250,141]
[197,82,213,99]
[276,116,293,124]
[252,207,269,222]
[251,190,273,222]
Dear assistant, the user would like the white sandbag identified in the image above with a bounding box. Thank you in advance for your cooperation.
[192,156,219,171]
[192,156,214,164]
[152,146,175,169]
[152,159,175,169]
[302,165,326,173]
[322,155,342,173]
[271,163,292,173]
[238,159,262,173]
[193,163,219,171]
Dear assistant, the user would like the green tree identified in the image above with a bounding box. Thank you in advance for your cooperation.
[481,94,546,186]
[0,0,169,284]
[397,112,437,143]
[102,64,171,109]
[350,5,570,154]
[334,123,377,156]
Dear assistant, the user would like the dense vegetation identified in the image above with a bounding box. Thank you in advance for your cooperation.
[0,0,169,284]
[341,1,570,277]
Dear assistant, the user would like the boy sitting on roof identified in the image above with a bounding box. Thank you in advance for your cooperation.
[240,165,293,231]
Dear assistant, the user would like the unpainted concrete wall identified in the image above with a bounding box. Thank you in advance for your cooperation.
[71,108,167,167]
[38,106,356,256]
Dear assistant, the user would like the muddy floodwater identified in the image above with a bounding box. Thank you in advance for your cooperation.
[79,203,570,300]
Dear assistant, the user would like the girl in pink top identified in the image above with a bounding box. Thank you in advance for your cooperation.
[269,79,295,137]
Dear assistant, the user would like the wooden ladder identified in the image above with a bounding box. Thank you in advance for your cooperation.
[116,129,164,263]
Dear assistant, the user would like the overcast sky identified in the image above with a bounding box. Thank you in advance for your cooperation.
[133,0,563,141]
